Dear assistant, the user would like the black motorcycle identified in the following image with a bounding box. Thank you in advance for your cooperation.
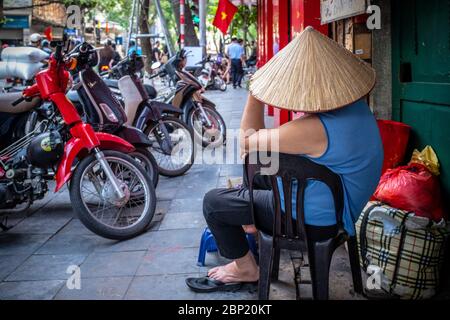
[84,50,194,177]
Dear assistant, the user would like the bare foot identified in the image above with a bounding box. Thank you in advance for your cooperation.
[242,224,257,234]
[207,251,259,283]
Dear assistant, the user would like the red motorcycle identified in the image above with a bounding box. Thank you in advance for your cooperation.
[0,39,156,240]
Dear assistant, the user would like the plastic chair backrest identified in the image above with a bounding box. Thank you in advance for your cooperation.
[245,152,344,243]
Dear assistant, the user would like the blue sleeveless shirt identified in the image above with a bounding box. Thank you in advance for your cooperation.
[278,100,383,236]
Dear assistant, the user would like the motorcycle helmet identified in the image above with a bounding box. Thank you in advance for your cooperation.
[30,33,42,44]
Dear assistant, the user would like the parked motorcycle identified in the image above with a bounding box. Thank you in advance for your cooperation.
[152,51,227,148]
[198,59,227,92]
[60,43,160,185]
[185,56,227,92]
[0,39,156,240]
[100,52,195,177]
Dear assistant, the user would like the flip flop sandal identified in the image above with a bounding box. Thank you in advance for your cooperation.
[185,276,255,293]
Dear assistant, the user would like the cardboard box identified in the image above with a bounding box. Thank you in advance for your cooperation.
[354,32,372,60]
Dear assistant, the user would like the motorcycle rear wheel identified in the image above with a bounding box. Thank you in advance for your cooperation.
[129,148,159,188]
[145,116,195,177]
[70,150,156,240]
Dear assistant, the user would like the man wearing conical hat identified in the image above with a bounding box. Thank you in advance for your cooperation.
[186,27,383,293]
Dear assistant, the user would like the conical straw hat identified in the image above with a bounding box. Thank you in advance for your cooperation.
[249,26,376,112]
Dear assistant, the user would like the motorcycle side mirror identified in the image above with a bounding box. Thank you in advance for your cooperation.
[151,62,162,70]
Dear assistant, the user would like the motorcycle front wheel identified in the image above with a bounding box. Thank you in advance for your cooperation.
[70,150,156,240]
[188,105,226,148]
[145,116,195,177]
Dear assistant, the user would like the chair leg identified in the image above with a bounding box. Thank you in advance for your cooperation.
[271,248,280,280]
[347,236,364,295]
[308,239,333,300]
[258,232,274,300]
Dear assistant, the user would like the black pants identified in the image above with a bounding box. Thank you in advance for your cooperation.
[230,59,243,87]
[203,175,338,260]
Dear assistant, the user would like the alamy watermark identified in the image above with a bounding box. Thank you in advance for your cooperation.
[66,264,81,290]
[366,5,381,30]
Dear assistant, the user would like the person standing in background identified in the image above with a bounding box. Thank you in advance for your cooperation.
[128,40,142,56]
[99,39,115,71]
[227,37,245,89]
[29,33,42,49]
[152,41,161,63]
[161,43,169,64]
[111,42,122,66]
[41,40,52,54]
[238,39,246,87]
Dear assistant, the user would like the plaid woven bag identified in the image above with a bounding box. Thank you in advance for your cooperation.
[355,201,449,299]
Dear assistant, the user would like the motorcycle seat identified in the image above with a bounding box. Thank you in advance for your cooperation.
[0,91,41,114]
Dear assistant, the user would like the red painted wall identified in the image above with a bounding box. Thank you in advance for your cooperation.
[257,0,329,126]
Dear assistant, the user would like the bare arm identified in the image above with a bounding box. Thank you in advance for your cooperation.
[240,94,328,157]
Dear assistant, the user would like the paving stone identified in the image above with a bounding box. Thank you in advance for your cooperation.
[174,179,218,199]
[125,273,199,300]
[5,254,87,281]
[155,200,171,215]
[0,233,52,255]
[168,198,203,214]
[146,228,204,249]
[159,211,206,231]
[55,276,133,300]
[36,234,108,255]
[94,231,155,253]
[0,280,64,300]
[0,255,30,281]
[136,247,200,276]
[57,219,96,236]
[80,251,145,278]
[9,216,72,235]
[156,186,179,201]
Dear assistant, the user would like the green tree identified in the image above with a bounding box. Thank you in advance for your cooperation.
[229,4,257,44]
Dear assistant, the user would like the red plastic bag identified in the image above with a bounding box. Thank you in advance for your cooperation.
[377,120,411,174]
[373,163,445,222]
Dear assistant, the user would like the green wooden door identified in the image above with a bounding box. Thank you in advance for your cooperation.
[392,0,450,203]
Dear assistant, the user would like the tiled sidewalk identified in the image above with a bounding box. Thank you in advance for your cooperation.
[0,88,359,300]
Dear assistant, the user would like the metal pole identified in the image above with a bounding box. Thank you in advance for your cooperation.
[126,0,138,53]
[180,0,185,48]
[155,0,175,56]
[199,0,207,57]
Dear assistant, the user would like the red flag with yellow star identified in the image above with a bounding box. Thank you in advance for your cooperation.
[44,27,52,41]
[213,0,238,34]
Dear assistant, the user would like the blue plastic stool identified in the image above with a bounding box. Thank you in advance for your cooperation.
[197,227,258,266]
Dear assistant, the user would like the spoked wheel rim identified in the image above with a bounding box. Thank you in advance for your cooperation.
[190,107,225,147]
[79,156,150,230]
[148,120,194,173]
